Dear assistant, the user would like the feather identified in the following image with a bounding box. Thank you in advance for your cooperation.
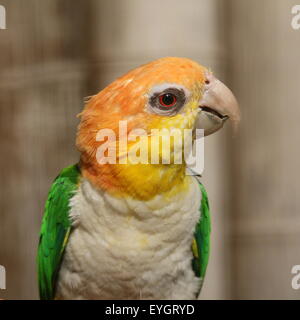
[192,181,211,292]
[37,164,80,300]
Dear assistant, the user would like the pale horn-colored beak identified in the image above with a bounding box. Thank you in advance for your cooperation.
[195,72,240,136]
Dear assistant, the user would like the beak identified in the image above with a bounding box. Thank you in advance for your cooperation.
[195,72,240,136]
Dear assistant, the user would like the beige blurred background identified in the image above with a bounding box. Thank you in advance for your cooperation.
[0,0,300,299]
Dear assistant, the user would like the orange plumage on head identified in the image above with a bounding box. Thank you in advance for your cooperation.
[76,57,207,200]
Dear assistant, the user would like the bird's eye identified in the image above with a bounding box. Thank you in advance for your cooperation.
[159,93,177,108]
[148,87,186,116]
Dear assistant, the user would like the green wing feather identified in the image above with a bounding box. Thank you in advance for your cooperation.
[192,181,211,288]
[37,164,80,300]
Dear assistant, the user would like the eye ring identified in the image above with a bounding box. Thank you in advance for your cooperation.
[159,93,177,108]
[148,86,187,116]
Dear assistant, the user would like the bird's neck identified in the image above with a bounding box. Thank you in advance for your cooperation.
[80,160,190,201]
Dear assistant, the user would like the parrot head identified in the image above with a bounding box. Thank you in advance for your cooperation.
[77,57,240,200]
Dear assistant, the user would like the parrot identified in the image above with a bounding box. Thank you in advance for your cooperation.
[37,57,240,300]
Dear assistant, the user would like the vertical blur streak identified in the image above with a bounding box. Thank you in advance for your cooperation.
[0,0,91,299]
[229,0,300,299]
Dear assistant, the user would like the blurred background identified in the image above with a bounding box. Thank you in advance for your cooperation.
[0,0,300,299]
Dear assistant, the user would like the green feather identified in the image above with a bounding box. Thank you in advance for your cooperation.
[37,164,80,300]
[192,181,211,289]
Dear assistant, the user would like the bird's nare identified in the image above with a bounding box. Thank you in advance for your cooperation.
[37,57,240,300]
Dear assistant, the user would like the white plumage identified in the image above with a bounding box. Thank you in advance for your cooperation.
[56,176,201,299]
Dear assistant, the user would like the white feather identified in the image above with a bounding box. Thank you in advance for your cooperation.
[56,177,202,300]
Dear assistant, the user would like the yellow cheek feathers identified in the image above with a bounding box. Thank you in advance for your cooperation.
[79,103,199,201]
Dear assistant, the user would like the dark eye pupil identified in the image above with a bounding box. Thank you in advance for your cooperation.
[159,93,176,107]
[162,94,174,105]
